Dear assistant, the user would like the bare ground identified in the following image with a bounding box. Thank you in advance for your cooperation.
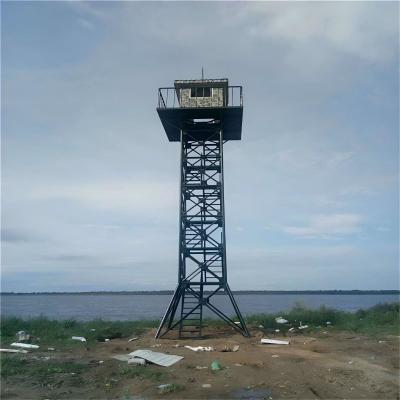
[2,326,399,399]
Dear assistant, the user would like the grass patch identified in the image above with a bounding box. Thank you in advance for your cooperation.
[1,356,28,377]
[246,302,400,336]
[0,317,159,347]
[118,365,165,381]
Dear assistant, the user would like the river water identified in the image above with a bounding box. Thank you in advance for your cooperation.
[1,293,398,321]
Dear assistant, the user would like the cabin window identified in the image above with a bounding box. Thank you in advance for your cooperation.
[190,87,211,97]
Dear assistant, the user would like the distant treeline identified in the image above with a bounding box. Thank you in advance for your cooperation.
[1,290,399,295]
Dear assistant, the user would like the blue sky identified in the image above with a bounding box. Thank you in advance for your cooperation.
[1,1,398,292]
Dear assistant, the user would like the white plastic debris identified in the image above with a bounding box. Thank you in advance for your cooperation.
[271,354,280,358]
[90,328,96,332]
[112,354,146,365]
[234,322,241,325]
[258,325,264,329]
[202,384,212,388]
[99,360,104,364]
[128,337,138,342]
[299,325,309,330]
[11,343,39,349]
[129,349,183,367]
[232,345,240,352]
[195,366,208,370]
[16,331,30,341]
[288,327,295,332]
[185,345,213,352]
[71,336,86,342]
[275,329,280,333]
[0,348,28,353]
[47,347,55,351]
[128,357,146,365]
[326,321,332,325]
[105,339,110,342]
[260,338,289,345]
[275,317,288,324]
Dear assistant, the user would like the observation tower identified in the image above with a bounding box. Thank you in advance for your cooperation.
[155,78,249,338]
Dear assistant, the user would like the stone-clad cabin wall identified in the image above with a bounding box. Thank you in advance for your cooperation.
[179,88,225,108]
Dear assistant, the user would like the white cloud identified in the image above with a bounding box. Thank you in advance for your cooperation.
[283,214,364,238]
[242,2,397,63]
[31,180,178,212]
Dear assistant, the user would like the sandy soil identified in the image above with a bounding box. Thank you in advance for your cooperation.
[2,326,399,399]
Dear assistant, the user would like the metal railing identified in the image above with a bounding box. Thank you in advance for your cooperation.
[158,86,243,109]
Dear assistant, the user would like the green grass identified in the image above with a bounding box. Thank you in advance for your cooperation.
[0,317,159,347]
[1,303,398,348]
[246,302,400,336]
[118,365,165,381]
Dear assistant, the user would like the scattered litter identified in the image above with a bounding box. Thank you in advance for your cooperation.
[348,361,354,365]
[105,339,110,342]
[71,336,86,342]
[195,366,207,370]
[288,327,295,332]
[275,329,280,333]
[158,384,174,394]
[299,324,309,330]
[185,345,213,352]
[128,337,138,342]
[234,322,241,325]
[128,358,146,365]
[47,347,55,351]
[220,344,239,352]
[11,343,39,349]
[99,360,104,364]
[271,354,280,358]
[326,321,332,325]
[275,317,288,324]
[16,331,30,342]
[378,340,386,344]
[112,354,133,362]
[202,383,212,388]
[112,354,146,365]
[261,338,289,345]
[0,348,28,354]
[234,363,243,367]
[129,349,183,367]
[211,360,222,371]
[151,343,161,348]
[258,325,264,329]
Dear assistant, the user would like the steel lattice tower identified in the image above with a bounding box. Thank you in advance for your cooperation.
[155,78,249,338]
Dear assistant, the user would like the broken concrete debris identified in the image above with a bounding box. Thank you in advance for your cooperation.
[260,338,289,345]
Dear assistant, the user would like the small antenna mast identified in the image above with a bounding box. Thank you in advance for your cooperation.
[201,67,204,80]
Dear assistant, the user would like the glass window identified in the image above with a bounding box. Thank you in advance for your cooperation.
[190,87,211,97]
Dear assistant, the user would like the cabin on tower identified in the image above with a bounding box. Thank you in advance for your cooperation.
[157,78,243,142]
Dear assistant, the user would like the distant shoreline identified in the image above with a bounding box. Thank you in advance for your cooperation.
[1,290,399,295]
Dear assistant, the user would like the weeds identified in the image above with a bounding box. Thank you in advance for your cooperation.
[246,302,400,335]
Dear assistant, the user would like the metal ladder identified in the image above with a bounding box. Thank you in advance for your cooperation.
[179,291,202,338]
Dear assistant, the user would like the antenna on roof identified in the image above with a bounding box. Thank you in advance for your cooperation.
[201,67,204,80]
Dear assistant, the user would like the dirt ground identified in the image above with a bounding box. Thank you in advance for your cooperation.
[2,326,399,399]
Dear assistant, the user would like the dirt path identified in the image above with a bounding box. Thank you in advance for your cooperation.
[2,327,399,399]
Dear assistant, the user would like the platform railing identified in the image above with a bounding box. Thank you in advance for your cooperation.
[158,86,243,109]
